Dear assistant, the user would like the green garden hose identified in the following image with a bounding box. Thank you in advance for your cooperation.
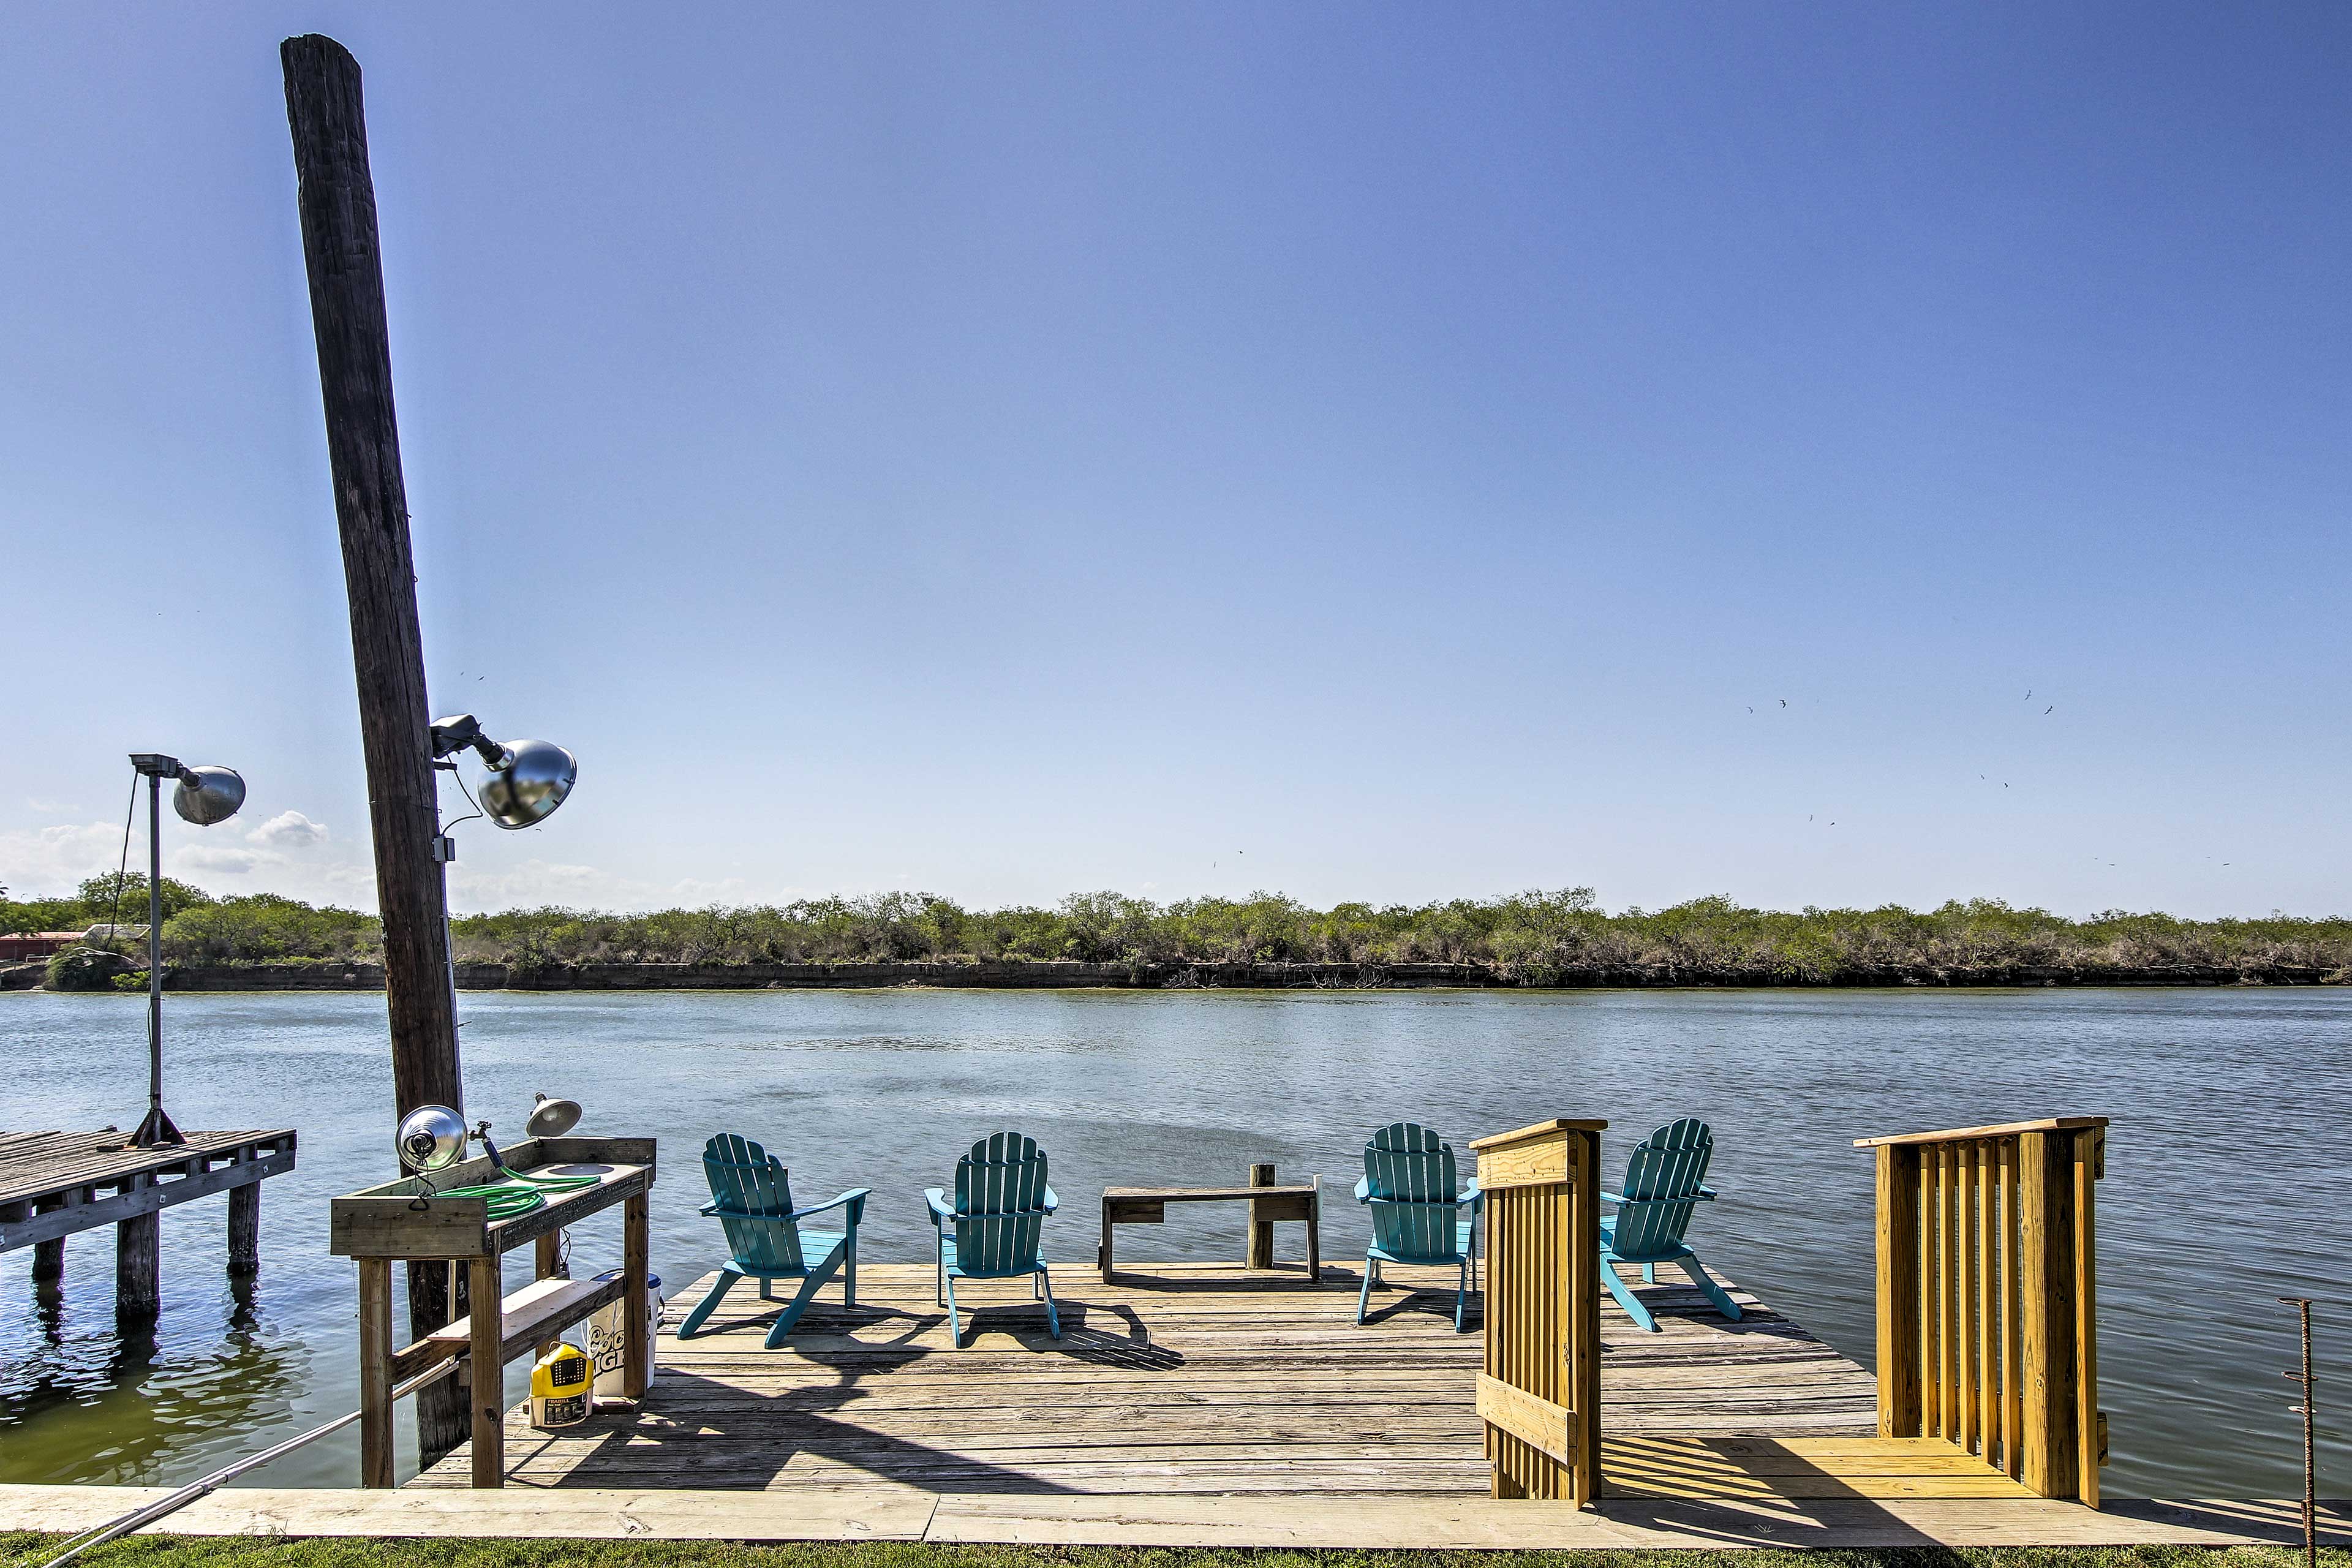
[437,1166,601,1218]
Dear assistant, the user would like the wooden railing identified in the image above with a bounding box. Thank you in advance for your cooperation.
[1856,1117,2108,1505]
[1468,1118,1605,1505]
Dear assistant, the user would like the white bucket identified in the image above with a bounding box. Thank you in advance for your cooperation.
[587,1270,662,1398]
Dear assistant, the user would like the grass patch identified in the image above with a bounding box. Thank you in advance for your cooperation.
[4,1536,2346,1568]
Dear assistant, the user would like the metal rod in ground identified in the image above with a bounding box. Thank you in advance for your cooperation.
[2280,1294,2315,1568]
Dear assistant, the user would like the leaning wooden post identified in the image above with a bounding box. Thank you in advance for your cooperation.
[1469,1118,1605,1506]
[281,33,470,1467]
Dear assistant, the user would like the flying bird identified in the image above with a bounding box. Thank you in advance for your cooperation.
[1779,699,1787,708]
[2045,706,2053,715]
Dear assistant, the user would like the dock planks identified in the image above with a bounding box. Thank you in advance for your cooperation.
[0,1128,296,1253]
[413,1259,1890,1496]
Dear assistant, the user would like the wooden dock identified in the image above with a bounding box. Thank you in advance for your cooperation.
[0,1128,296,1313]
[2,1255,2339,1548]
[412,1258,2019,1502]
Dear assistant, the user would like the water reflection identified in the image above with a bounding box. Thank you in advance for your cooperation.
[1,1277,310,1485]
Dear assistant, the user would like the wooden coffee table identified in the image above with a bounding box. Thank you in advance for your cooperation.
[1098,1170,1321,1281]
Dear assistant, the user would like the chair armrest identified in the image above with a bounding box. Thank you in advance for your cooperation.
[1041,1185,1059,1215]
[1456,1181,1482,1208]
[1353,1175,1371,1204]
[1603,1188,1716,1206]
[698,1199,724,1217]
[791,1188,872,1227]
[925,1187,954,1226]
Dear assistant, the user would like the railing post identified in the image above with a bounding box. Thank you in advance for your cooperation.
[1874,1142,1923,1436]
[1468,1117,1605,1506]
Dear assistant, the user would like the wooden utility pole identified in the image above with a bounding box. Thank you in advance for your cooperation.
[281,33,470,1466]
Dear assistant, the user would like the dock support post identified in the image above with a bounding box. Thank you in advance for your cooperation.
[227,1182,261,1276]
[31,1200,65,1285]
[1246,1163,1276,1268]
[116,1181,160,1319]
[282,32,472,1470]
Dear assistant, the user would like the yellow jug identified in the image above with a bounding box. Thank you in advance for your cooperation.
[529,1341,592,1428]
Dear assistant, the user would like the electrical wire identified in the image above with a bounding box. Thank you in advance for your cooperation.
[102,769,138,944]
[443,766,486,834]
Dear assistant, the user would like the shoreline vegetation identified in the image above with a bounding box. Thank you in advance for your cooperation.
[4,876,2346,990]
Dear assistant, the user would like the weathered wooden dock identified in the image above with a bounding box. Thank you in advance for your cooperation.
[0,1128,296,1313]
[412,1259,2017,1502]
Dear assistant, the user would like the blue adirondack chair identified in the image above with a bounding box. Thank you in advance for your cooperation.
[1600,1117,1743,1332]
[675,1133,870,1348]
[1353,1122,1482,1332]
[926,1131,1061,1344]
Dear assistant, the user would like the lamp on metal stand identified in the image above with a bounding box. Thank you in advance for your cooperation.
[126,754,246,1148]
[421,711,576,1018]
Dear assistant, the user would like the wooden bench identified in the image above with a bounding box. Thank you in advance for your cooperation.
[1099,1166,1321,1281]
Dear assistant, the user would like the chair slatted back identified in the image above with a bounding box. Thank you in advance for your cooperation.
[703,1133,805,1273]
[1610,1117,1714,1261]
[1363,1121,1460,1263]
[952,1131,1050,1276]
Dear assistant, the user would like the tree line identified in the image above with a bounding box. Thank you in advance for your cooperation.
[6,876,2348,982]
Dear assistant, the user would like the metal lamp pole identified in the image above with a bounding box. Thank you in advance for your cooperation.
[129,755,186,1148]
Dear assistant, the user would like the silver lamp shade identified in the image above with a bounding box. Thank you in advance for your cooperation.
[173,766,246,827]
[480,740,577,829]
[527,1093,582,1138]
[396,1104,469,1172]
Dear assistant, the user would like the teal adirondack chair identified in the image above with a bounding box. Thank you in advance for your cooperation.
[1353,1122,1482,1332]
[926,1132,1061,1344]
[1599,1117,1743,1332]
[676,1133,870,1348]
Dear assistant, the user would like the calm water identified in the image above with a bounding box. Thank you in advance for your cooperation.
[2,987,2345,1497]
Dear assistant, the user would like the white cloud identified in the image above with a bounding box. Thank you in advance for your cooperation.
[25,798,82,816]
[0,821,129,896]
[247,810,330,849]
[175,845,287,876]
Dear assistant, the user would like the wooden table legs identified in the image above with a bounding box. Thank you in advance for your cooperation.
[623,1192,650,1399]
[469,1253,504,1488]
[358,1257,393,1488]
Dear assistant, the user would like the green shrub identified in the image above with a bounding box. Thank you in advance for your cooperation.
[45,947,124,991]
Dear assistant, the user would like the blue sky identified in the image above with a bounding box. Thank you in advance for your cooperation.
[2,4,2345,917]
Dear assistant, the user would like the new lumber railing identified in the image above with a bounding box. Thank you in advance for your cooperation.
[1856,1116,2108,1506]
[1469,1118,1605,1504]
